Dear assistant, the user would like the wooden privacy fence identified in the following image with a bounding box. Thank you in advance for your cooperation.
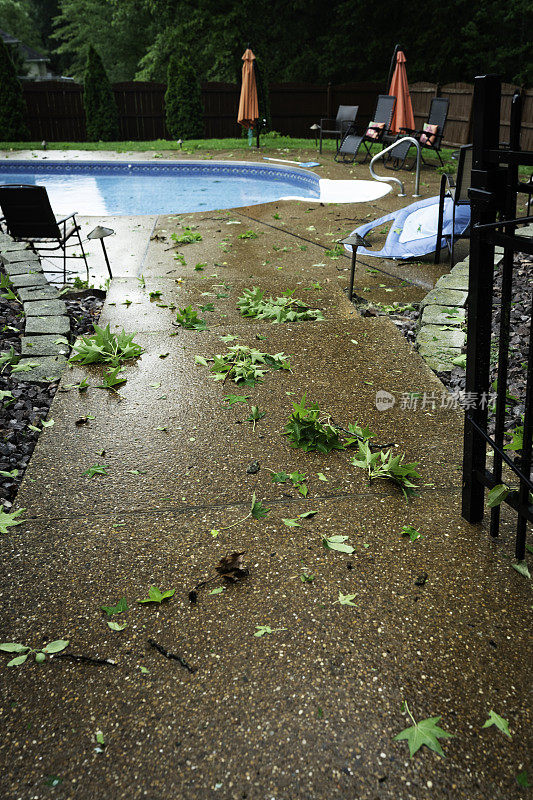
[409,81,533,150]
[20,79,533,149]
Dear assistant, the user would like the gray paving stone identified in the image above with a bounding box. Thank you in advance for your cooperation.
[1,250,40,264]
[420,288,468,308]
[0,234,13,246]
[24,315,70,336]
[421,304,466,326]
[417,343,462,372]
[0,241,31,252]
[3,261,44,276]
[17,286,59,302]
[9,273,48,288]
[24,299,68,317]
[11,356,67,384]
[435,272,469,291]
[416,324,466,349]
[450,262,469,276]
[21,335,70,357]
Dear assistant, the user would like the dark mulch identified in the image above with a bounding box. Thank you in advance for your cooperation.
[0,285,104,508]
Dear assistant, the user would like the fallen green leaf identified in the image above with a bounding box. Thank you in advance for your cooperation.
[137,586,175,604]
[107,621,128,631]
[323,535,354,554]
[482,710,512,739]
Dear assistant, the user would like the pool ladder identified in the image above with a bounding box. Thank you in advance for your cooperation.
[369,137,421,197]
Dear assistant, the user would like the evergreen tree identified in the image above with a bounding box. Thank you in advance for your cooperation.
[0,36,29,141]
[165,54,204,140]
[83,45,119,141]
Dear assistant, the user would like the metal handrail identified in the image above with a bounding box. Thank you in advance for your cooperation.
[369,136,421,197]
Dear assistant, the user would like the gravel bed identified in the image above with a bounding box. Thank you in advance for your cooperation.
[0,284,104,508]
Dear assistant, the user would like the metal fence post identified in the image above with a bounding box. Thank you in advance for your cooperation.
[461,75,501,523]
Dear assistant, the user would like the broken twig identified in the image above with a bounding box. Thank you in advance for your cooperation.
[148,639,197,673]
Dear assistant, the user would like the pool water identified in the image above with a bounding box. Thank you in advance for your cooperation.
[0,160,320,215]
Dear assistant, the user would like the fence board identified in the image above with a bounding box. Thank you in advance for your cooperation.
[521,89,533,151]
[269,83,328,138]
[409,82,438,132]
[201,82,241,139]
[22,80,86,141]
[18,80,532,148]
[113,82,167,140]
[331,82,382,131]
[439,82,474,146]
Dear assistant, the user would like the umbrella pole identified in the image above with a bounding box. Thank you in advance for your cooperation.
[386,43,401,92]
[256,119,260,148]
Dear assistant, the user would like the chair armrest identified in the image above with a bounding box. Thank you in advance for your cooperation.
[56,212,77,225]
[440,172,456,197]
[339,119,357,133]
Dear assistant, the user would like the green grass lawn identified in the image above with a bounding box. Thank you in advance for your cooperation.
[1,135,330,152]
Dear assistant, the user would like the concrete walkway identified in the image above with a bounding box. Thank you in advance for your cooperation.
[0,196,530,800]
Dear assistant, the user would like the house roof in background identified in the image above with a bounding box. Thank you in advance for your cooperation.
[0,29,49,62]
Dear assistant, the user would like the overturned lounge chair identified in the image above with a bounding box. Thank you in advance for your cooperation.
[342,192,470,261]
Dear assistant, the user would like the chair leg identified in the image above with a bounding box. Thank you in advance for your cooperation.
[319,129,323,154]
[450,202,457,266]
[357,141,372,164]
[435,175,447,264]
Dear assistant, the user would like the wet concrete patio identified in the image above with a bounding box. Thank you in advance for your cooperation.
[0,151,530,800]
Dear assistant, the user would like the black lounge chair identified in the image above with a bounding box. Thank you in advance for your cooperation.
[435,143,473,265]
[386,96,450,170]
[0,184,89,282]
[335,95,396,164]
[317,105,359,154]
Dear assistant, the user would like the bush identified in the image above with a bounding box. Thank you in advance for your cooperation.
[165,55,203,140]
[0,38,29,141]
[83,45,119,141]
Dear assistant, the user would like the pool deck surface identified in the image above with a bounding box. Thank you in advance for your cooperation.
[0,148,530,800]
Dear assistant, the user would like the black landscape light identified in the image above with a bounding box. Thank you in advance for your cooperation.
[87,225,114,279]
[340,232,372,301]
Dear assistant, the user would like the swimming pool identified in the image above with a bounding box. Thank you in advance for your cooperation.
[0,160,320,215]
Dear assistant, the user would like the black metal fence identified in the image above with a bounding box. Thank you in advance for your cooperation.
[462,74,533,559]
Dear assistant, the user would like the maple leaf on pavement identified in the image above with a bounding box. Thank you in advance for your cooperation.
[393,702,454,758]
[482,710,512,739]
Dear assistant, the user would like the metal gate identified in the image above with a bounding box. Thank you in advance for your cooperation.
[462,74,533,560]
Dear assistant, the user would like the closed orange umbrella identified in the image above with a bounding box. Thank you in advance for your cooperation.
[388,50,414,134]
[237,48,259,130]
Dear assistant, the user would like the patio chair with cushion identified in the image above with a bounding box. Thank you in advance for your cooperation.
[317,105,359,154]
[385,96,450,170]
[0,184,89,282]
[434,143,473,264]
[335,95,396,164]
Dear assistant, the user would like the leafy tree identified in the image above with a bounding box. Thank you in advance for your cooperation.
[0,0,45,50]
[33,0,533,88]
[52,0,153,81]
[83,45,119,141]
[165,54,203,139]
[0,36,29,140]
